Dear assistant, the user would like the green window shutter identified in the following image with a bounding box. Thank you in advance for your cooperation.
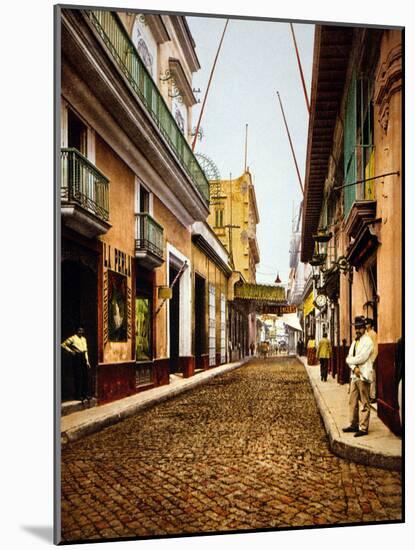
[344,76,357,218]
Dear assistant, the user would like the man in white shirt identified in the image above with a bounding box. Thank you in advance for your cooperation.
[61,327,91,402]
[342,316,374,437]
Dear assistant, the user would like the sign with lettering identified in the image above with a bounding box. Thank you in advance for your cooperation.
[103,244,132,277]
[234,283,286,302]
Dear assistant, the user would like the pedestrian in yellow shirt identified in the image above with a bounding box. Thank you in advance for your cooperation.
[317,332,332,382]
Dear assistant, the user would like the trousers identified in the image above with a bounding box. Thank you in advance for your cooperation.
[73,352,90,400]
[349,379,371,432]
[320,358,329,381]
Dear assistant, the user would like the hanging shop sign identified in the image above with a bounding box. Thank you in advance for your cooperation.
[303,291,315,317]
[234,283,286,302]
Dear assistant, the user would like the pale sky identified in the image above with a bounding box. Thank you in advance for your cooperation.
[187,16,314,285]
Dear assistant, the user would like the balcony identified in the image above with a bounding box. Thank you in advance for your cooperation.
[61,148,111,238]
[135,213,164,269]
[86,9,210,205]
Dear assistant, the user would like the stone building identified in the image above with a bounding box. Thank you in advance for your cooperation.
[207,171,260,359]
[301,25,402,433]
[59,7,227,405]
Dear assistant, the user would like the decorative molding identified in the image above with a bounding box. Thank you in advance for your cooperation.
[61,12,209,225]
[375,43,402,134]
[169,58,197,106]
[103,270,109,346]
[146,14,170,43]
[170,16,200,73]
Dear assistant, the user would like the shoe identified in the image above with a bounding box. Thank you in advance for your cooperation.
[354,430,368,437]
[342,426,359,433]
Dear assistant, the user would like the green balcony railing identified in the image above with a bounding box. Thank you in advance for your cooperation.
[135,213,164,260]
[61,148,110,222]
[86,9,210,204]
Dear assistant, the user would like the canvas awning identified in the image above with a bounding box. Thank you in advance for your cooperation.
[282,313,303,332]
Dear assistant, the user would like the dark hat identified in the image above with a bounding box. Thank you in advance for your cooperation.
[351,315,366,328]
[365,317,374,326]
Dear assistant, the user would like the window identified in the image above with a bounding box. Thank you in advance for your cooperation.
[140,185,150,213]
[68,109,87,154]
[135,295,152,361]
[215,208,224,228]
[344,75,375,217]
[220,293,226,363]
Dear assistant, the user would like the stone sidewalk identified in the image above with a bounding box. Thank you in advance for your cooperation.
[60,355,402,470]
[299,355,402,471]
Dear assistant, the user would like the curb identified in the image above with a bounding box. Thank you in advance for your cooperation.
[61,358,249,445]
[299,357,401,472]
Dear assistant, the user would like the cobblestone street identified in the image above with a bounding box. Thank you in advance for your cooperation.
[61,357,402,542]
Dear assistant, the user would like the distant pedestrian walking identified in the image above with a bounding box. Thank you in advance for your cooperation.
[307,336,318,366]
[342,316,374,438]
[297,337,304,357]
[61,327,91,402]
[317,332,332,382]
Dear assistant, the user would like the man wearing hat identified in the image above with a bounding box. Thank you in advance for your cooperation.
[342,315,374,437]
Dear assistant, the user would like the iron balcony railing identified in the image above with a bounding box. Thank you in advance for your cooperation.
[61,148,110,222]
[86,9,210,204]
[135,213,164,259]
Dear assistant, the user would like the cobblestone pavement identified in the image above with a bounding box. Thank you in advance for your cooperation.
[60,357,402,542]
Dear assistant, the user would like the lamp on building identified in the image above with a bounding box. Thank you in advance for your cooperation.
[312,226,332,248]
[275,272,281,284]
[311,226,332,269]
[334,255,352,274]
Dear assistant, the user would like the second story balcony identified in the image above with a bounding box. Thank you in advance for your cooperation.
[135,213,164,269]
[86,9,210,206]
[61,148,111,238]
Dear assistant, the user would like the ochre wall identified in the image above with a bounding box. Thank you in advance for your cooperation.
[374,30,402,344]
[152,195,192,359]
[208,171,258,283]
[192,243,228,361]
[96,134,135,365]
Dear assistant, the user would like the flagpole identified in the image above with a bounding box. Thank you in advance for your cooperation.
[289,23,310,114]
[192,19,230,152]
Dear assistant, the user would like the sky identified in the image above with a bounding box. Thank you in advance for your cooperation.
[187,16,314,286]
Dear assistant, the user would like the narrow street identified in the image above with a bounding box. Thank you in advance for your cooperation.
[61,357,402,542]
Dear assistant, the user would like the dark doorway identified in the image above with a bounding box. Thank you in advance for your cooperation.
[61,259,97,401]
[169,265,180,373]
[194,274,206,369]
[68,109,87,153]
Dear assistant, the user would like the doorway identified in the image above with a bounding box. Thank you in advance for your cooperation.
[61,259,97,401]
[169,265,180,373]
[194,274,206,369]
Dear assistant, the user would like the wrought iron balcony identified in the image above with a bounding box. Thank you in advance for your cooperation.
[61,148,111,238]
[86,9,210,204]
[135,213,164,269]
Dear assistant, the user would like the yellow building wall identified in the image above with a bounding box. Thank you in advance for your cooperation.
[152,196,192,359]
[192,244,228,358]
[373,30,402,343]
[207,171,258,283]
[95,134,136,364]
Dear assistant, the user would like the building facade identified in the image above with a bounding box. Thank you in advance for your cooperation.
[207,171,260,357]
[60,8,220,405]
[301,26,402,433]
